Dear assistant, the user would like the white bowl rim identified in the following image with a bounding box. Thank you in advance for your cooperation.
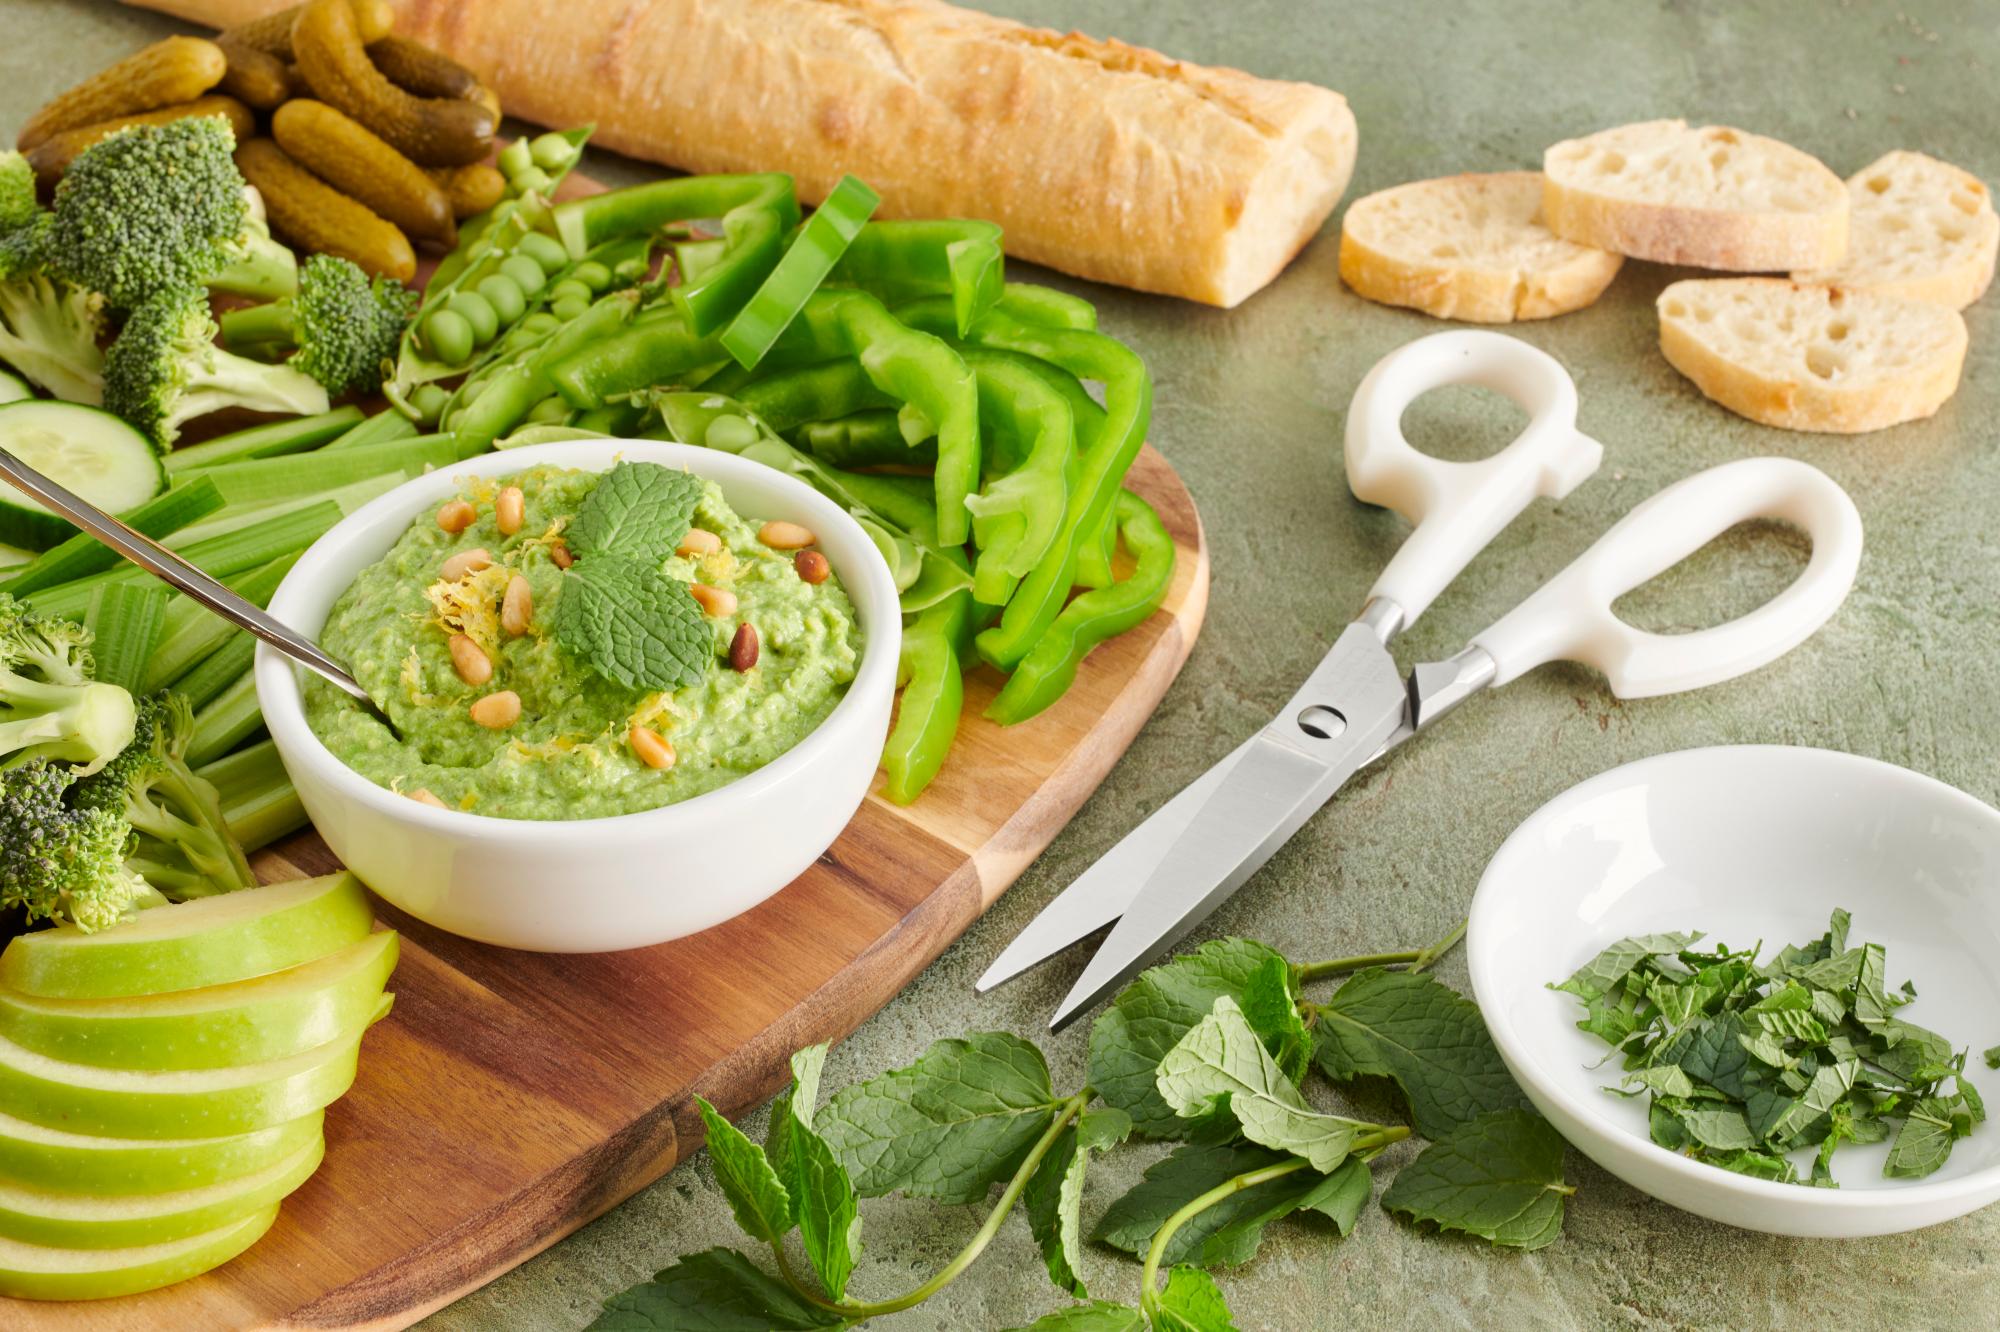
[1469,743,2000,1212]
[254,438,902,843]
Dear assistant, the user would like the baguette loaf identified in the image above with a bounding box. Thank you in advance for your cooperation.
[1544,120,1847,270]
[1657,278,1966,433]
[1338,172,1622,322]
[125,0,1359,308]
[1792,150,1998,309]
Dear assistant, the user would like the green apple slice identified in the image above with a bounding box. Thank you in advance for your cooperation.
[0,1204,276,1301]
[0,995,388,1139]
[0,1108,323,1196]
[0,873,374,1000]
[0,931,399,1070]
[0,1132,322,1249]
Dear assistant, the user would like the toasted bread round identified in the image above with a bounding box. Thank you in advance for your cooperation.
[1337,172,1624,322]
[1657,278,1966,433]
[1792,150,1998,309]
[1544,120,1847,270]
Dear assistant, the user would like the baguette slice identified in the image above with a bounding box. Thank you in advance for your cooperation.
[1544,120,1847,270]
[1338,172,1623,322]
[1657,278,1966,433]
[1792,150,1998,309]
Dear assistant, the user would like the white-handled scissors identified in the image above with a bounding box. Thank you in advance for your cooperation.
[980,330,1865,1030]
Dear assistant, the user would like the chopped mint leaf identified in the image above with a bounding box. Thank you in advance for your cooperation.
[1552,932,1702,1002]
[567,460,704,566]
[552,553,710,690]
[1381,1109,1572,1250]
[1985,1046,2000,1070]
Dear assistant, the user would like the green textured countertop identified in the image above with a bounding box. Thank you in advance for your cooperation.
[11,2,1999,1326]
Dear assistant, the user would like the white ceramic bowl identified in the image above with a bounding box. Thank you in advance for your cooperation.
[1468,745,2000,1238]
[255,440,902,953]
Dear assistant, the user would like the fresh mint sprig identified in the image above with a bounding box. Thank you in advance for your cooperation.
[551,463,712,691]
[589,923,1571,1329]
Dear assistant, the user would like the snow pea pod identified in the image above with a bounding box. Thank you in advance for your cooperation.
[829,219,1005,337]
[884,576,974,804]
[960,348,1074,606]
[987,489,1174,725]
[551,173,800,335]
[793,411,939,470]
[545,306,725,410]
[449,290,641,450]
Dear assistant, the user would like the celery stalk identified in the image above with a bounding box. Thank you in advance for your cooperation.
[0,477,225,597]
[187,669,262,768]
[83,583,171,694]
[163,407,366,473]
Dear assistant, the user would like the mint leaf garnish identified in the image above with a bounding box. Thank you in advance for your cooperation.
[1005,1304,1147,1332]
[1238,954,1312,1083]
[1023,1122,1089,1297]
[552,554,710,691]
[765,1046,859,1302]
[694,1097,792,1244]
[1153,1266,1242,1332]
[566,460,704,565]
[1986,1045,2000,1070]
[1381,1108,1572,1250]
[587,1247,840,1330]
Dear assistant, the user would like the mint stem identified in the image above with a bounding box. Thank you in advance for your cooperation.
[1411,918,1468,974]
[769,1093,1090,1321]
[1295,951,1424,984]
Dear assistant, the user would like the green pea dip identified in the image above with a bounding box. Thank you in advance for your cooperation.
[304,463,862,820]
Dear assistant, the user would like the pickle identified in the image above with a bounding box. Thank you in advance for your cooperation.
[216,39,295,111]
[366,36,480,100]
[272,100,455,248]
[292,0,495,166]
[222,0,394,60]
[235,137,416,282]
[18,37,226,151]
[25,97,253,186]
[429,163,507,219]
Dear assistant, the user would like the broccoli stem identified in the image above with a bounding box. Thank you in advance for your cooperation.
[216,300,300,351]
[0,671,136,773]
[209,230,300,303]
[122,759,256,890]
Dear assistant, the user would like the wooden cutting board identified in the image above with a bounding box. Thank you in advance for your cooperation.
[6,441,1207,1329]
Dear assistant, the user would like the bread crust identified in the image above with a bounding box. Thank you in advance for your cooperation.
[1792,151,1999,310]
[1544,120,1847,270]
[1657,278,1966,433]
[128,0,1358,307]
[1338,171,1622,322]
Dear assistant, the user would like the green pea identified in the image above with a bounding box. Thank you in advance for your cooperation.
[705,414,759,451]
[520,312,562,335]
[516,232,570,272]
[499,254,548,297]
[531,132,576,171]
[421,309,474,365]
[613,257,649,283]
[526,395,571,424]
[569,261,613,292]
[547,279,592,305]
[475,275,527,324]
[511,167,554,198]
[444,291,499,345]
[496,139,533,178]
[408,384,451,426]
[550,294,590,322]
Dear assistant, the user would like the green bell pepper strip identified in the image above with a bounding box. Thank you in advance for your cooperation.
[550,174,800,336]
[767,290,979,545]
[449,291,643,452]
[735,359,898,433]
[959,348,1074,606]
[884,573,974,804]
[793,411,939,469]
[828,219,1006,337]
[545,306,725,410]
[987,489,1174,724]
[721,174,880,369]
[649,392,971,613]
[989,283,1098,332]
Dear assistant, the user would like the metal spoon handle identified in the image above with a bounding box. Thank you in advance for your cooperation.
[0,448,376,709]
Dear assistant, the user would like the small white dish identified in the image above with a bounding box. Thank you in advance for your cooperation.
[1468,745,2000,1237]
[255,440,902,953]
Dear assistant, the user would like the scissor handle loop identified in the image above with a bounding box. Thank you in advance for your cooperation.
[1346,331,1603,627]
[1472,457,1862,698]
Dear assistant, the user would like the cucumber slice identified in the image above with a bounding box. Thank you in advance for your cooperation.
[0,369,30,406]
[0,402,165,550]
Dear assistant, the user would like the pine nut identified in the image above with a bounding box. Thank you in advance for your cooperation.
[448,634,491,685]
[407,788,448,808]
[501,575,533,636]
[469,690,521,729]
[689,582,737,617]
[440,547,492,581]
[628,725,675,769]
[549,541,574,569]
[758,519,816,550]
[794,549,830,584]
[677,528,721,557]
[494,485,525,535]
[436,500,475,534]
[729,622,759,671]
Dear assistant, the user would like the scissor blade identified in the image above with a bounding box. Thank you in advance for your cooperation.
[976,738,1255,993]
[1047,626,1409,1030]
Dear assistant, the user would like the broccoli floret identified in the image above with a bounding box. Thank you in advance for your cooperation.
[0,594,135,775]
[0,760,164,933]
[46,117,297,310]
[103,285,329,449]
[0,211,108,405]
[69,691,254,895]
[218,255,418,397]
[0,151,34,234]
